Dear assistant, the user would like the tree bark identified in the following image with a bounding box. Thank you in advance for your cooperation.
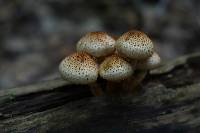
[0,53,200,133]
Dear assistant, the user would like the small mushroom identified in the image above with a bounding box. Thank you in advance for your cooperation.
[99,54,133,81]
[135,51,161,85]
[125,52,161,92]
[99,54,133,95]
[76,32,115,58]
[116,30,160,94]
[59,52,104,96]
[136,52,161,70]
[116,30,154,59]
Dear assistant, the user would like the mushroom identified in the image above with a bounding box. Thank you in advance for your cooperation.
[136,51,161,70]
[115,30,159,93]
[76,32,116,61]
[135,51,161,81]
[59,52,104,96]
[99,54,133,95]
[116,30,154,60]
[123,52,161,92]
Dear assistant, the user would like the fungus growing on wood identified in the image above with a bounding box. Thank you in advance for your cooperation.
[59,30,161,96]
[125,52,161,92]
[136,52,161,70]
[116,30,154,59]
[59,52,103,96]
[76,32,116,58]
[59,52,98,84]
[99,54,133,95]
[99,54,133,81]
[115,30,161,94]
[135,51,161,84]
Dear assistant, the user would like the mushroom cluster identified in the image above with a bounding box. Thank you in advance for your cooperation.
[59,31,161,96]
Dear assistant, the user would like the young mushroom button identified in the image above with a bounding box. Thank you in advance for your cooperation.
[137,52,161,70]
[76,32,116,57]
[59,52,98,84]
[116,30,154,59]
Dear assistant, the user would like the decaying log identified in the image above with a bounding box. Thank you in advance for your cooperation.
[0,53,200,133]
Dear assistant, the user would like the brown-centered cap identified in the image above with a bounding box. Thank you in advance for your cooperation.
[59,52,98,84]
[76,32,115,57]
[116,30,154,59]
[99,54,133,81]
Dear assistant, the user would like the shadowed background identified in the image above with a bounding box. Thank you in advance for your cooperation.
[0,0,200,89]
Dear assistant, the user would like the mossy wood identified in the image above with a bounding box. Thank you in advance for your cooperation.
[0,53,200,133]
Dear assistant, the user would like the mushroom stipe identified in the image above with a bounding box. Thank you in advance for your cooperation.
[59,31,161,96]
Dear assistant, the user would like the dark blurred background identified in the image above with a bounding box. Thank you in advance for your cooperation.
[0,0,200,89]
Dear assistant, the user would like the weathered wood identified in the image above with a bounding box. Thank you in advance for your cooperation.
[0,78,70,103]
[0,53,200,133]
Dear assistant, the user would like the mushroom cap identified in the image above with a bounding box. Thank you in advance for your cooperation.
[136,52,161,70]
[99,55,133,81]
[116,30,154,59]
[59,52,98,84]
[76,32,116,57]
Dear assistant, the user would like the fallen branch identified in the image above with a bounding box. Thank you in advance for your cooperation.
[0,52,200,133]
[0,78,70,103]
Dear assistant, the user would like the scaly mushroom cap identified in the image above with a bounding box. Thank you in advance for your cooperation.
[136,52,161,70]
[99,55,133,81]
[116,30,154,59]
[76,32,116,57]
[59,52,98,84]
